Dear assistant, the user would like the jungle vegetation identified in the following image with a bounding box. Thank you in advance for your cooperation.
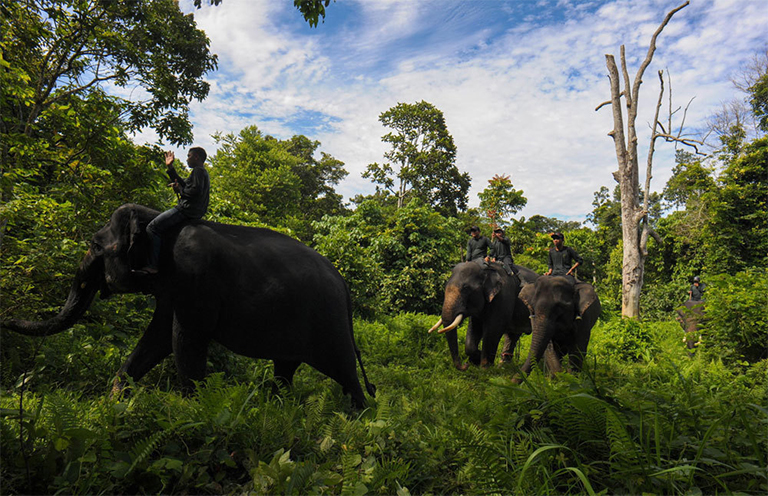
[1,1,766,494]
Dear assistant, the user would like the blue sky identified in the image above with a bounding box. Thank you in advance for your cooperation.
[148,0,768,222]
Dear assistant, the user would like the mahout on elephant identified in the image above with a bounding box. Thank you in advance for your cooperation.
[676,299,705,357]
[2,204,376,408]
[515,275,601,382]
[429,261,538,370]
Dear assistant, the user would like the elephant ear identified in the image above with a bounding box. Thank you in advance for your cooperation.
[575,282,599,316]
[483,268,504,303]
[518,282,536,315]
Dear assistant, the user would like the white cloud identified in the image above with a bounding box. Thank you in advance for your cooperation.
[171,0,768,222]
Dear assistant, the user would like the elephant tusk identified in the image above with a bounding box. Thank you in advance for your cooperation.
[428,318,443,334]
[437,314,463,334]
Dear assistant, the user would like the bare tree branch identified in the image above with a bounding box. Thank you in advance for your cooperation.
[621,45,632,109]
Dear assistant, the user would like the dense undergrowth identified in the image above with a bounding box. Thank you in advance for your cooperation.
[1,312,765,495]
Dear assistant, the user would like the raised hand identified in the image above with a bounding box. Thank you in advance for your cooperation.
[164,150,175,167]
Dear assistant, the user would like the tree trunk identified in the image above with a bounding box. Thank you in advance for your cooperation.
[601,2,689,318]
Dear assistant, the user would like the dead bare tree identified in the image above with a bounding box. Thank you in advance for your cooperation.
[596,1,706,318]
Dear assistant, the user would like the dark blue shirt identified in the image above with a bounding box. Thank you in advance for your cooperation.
[168,165,210,219]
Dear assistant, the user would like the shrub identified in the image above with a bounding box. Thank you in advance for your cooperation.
[699,269,768,364]
[590,317,661,362]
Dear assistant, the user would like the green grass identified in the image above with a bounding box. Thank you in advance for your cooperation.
[1,313,766,494]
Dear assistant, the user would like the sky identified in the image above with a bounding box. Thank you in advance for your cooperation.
[151,0,768,223]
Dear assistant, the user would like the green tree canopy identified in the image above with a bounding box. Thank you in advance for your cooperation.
[477,174,527,228]
[703,137,768,272]
[1,0,217,149]
[363,101,471,216]
[313,199,464,317]
[748,71,768,131]
[663,150,716,210]
[208,126,347,240]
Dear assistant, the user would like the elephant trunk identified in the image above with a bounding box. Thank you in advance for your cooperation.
[2,249,102,336]
[520,314,552,375]
[437,286,467,370]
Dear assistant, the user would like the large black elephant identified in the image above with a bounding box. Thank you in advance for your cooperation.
[515,275,601,381]
[429,261,538,370]
[2,204,376,408]
[676,299,704,356]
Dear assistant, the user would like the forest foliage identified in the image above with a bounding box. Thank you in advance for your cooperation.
[1,1,766,494]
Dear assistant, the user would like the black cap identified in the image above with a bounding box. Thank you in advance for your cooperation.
[493,228,504,234]
[469,226,480,232]
[551,232,564,240]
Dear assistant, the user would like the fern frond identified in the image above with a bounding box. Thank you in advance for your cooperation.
[128,428,170,474]
[605,404,641,470]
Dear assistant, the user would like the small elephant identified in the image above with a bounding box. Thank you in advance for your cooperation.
[429,261,537,370]
[2,204,376,408]
[515,275,601,381]
[676,299,705,356]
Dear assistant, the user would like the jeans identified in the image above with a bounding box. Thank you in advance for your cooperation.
[145,207,188,269]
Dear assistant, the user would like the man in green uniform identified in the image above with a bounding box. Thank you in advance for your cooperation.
[466,226,491,264]
[134,147,210,275]
[489,228,517,276]
[546,232,584,320]
[689,276,706,301]
[546,232,582,282]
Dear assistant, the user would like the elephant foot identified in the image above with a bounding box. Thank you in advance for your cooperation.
[511,374,523,385]
[110,376,127,399]
[454,362,469,371]
[500,352,514,364]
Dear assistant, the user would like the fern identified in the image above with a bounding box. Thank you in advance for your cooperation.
[46,393,79,438]
[304,390,330,433]
[604,404,642,473]
[454,422,511,494]
[127,428,170,475]
[340,448,365,496]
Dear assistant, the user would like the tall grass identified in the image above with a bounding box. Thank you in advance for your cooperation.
[1,313,766,494]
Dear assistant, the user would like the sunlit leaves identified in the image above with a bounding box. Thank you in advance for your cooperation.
[364,101,470,216]
[478,174,527,227]
[208,126,347,240]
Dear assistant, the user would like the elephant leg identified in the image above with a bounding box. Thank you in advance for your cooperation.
[111,301,173,396]
[273,359,302,387]
[480,331,503,368]
[444,329,467,371]
[312,355,367,409]
[465,318,482,365]
[172,314,211,394]
[567,321,592,373]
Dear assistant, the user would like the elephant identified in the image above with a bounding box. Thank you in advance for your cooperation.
[2,204,376,408]
[676,299,705,356]
[428,261,539,370]
[515,275,601,382]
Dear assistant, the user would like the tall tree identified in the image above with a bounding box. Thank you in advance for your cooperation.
[477,174,527,228]
[0,0,218,214]
[208,125,347,239]
[597,1,693,318]
[703,136,768,272]
[364,101,471,216]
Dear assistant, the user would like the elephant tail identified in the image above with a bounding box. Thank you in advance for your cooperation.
[356,346,377,398]
[345,284,376,398]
